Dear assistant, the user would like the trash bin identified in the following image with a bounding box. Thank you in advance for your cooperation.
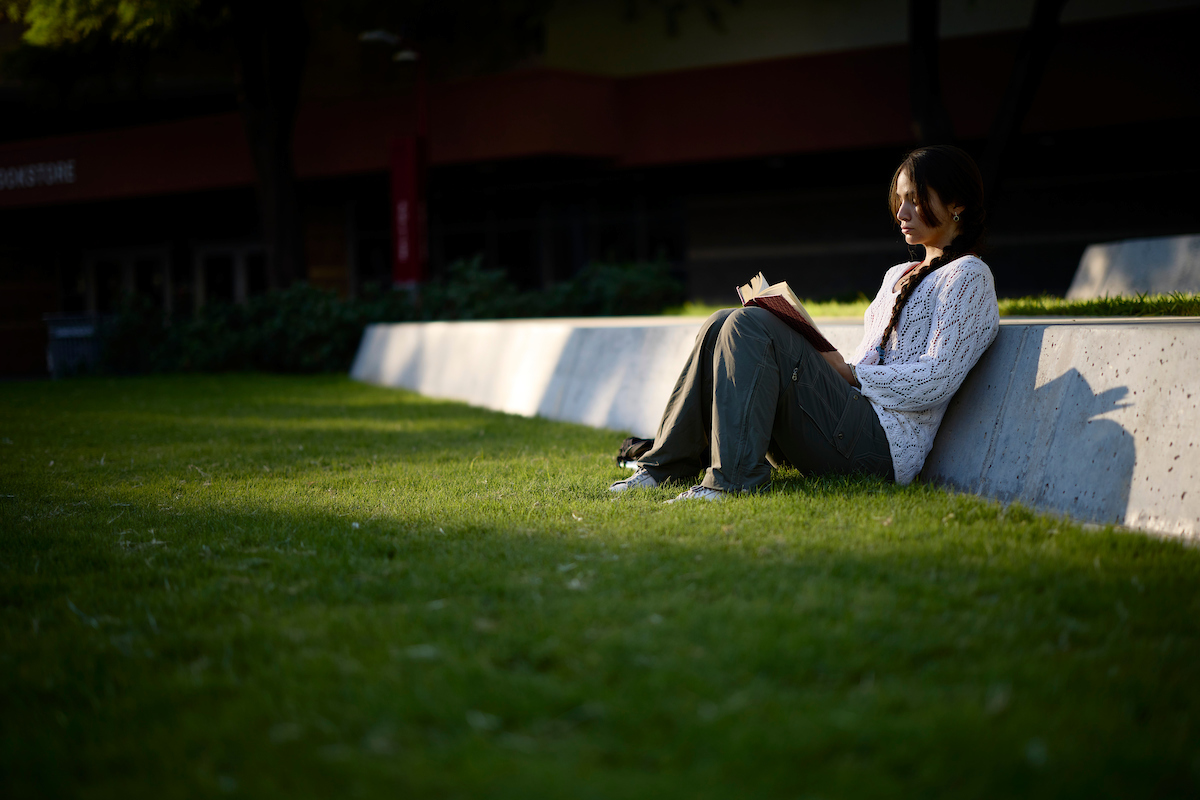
[43,314,108,379]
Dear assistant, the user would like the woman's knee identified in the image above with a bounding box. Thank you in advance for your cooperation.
[719,306,775,342]
[704,307,737,328]
[696,307,738,344]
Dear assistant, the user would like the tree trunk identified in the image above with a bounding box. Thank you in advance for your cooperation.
[231,0,310,290]
[908,0,955,145]
[980,0,1068,214]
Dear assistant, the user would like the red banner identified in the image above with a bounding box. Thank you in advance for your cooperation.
[389,136,428,287]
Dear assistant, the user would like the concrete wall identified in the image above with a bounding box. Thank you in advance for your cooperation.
[352,316,1200,539]
[351,316,866,437]
[1067,234,1200,299]
[923,319,1198,538]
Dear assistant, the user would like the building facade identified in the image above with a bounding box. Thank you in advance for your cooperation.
[2,0,1198,375]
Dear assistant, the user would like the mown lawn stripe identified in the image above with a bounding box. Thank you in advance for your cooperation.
[2,374,1198,798]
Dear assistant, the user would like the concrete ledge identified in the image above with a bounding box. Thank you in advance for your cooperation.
[351,316,867,438]
[352,315,1200,539]
[1067,234,1200,299]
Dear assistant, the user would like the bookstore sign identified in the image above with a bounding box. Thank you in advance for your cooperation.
[0,159,76,191]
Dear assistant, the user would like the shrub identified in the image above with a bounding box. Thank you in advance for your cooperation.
[99,257,684,374]
[539,260,687,317]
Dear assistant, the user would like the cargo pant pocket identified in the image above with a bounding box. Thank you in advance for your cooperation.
[794,368,864,460]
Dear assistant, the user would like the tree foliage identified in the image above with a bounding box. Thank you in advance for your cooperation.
[4,0,312,290]
[623,0,743,37]
[2,0,200,46]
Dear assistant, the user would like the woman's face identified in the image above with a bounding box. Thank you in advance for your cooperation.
[894,170,962,251]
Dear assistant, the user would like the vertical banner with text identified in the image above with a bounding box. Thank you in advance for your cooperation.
[390,136,428,288]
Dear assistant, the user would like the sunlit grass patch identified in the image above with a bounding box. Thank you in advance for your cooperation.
[999,291,1200,317]
[2,374,1198,798]
[665,293,1200,320]
[664,298,870,319]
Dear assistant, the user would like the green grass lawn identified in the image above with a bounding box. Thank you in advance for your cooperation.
[3,374,1199,798]
[666,299,874,319]
[998,292,1200,317]
[667,292,1200,320]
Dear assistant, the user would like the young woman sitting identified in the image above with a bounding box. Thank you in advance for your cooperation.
[611,145,1001,502]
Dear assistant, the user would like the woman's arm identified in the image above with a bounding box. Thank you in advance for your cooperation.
[822,351,860,388]
[855,267,999,412]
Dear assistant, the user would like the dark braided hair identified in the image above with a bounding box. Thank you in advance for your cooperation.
[877,145,987,361]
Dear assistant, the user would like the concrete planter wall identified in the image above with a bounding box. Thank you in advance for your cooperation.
[352,316,1200,539]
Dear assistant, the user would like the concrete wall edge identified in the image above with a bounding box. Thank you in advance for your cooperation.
[351,316,1200,539]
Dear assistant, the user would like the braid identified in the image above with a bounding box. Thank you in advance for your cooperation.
[878,145,989,362]
[876,227,977,360]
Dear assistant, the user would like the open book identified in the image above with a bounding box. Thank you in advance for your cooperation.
[736,272,837,353]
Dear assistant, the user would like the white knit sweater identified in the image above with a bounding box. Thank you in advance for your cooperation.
[850,255,1000,485]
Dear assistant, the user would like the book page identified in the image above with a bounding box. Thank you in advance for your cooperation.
[736,271,835,352]
[772,282,817,328]
[736,272,769,305]
[746,277,818,329]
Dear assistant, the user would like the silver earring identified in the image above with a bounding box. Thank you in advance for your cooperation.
[953,212,960,222]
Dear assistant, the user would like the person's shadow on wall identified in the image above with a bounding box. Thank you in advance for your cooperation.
[924,327,1136,526]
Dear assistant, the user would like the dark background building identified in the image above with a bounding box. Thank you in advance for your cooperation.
[2,0,1198,376]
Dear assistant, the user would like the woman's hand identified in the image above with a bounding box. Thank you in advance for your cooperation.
[821,350,860,389]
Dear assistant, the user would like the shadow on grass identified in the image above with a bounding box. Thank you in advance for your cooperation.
[3,374,1199,798]
[5,493,1200,799]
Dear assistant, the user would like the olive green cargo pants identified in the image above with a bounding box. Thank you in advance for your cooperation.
[639,307,894,492]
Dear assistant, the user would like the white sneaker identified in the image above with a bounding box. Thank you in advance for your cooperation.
[666,485,726,503]
[610,467,659,492]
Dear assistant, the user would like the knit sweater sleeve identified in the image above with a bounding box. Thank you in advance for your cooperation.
[855,263,999,412]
